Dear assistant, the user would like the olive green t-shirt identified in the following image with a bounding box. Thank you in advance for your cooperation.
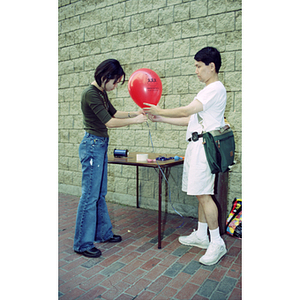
[81,85,117,137]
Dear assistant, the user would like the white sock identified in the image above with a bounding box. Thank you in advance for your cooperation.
[209,227,223,244]
[196,221,208,239]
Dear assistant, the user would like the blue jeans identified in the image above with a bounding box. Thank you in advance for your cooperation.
[73,132,113,252]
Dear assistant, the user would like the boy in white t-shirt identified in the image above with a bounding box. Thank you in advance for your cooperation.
[144,47,227,265]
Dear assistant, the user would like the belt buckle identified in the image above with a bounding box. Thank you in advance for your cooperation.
[192,132,199,142]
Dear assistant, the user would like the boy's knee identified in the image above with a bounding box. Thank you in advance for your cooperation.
[197,194,213,204]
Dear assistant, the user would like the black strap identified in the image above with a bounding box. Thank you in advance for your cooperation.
[188,132,204,142]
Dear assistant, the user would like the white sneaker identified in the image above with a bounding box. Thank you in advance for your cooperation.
[178,229,209,249]
[199,241,227,265]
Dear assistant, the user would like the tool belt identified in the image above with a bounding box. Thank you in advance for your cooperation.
[202,125,235,174]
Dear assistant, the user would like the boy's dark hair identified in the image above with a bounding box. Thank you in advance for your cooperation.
[194,47,222,73]
[94,59,125,87]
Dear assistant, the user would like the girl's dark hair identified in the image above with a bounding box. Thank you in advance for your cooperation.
[94,59,125,87]
[194,47,222,73]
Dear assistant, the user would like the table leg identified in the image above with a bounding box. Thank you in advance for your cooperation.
[158,168,162,249]
[214,171,229,235]
[136,166,139,208]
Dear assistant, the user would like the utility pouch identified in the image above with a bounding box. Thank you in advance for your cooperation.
[203,126,235,174]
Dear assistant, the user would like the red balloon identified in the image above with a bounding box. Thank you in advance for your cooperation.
[128,68,162,109]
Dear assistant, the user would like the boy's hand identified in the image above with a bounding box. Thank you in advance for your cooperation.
[143,103,161,116]
[148,113,162,122]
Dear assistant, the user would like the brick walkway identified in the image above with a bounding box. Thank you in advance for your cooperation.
[59,193,242,300]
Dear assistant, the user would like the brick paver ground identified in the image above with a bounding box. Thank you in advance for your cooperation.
[59,193,242,300]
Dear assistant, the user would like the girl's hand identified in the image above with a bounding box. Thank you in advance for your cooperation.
[134,113,148,124]
[135,109,145,115]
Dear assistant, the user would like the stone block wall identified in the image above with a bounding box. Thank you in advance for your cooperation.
[58,0,242,218]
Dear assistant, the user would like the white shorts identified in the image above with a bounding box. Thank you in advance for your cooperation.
[182,138,215,195]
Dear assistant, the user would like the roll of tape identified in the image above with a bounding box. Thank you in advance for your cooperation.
[114,149,128,157]
[136,154,148,161]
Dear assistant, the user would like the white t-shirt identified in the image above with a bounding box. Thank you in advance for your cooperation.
[186,81,227,141]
